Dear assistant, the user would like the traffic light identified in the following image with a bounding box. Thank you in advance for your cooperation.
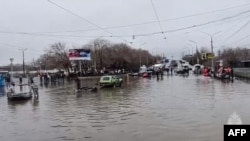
[201,53,207,60]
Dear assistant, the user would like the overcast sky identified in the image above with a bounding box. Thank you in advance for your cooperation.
[0,0,250,66]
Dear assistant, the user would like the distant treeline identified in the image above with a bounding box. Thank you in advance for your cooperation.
[34,39,161,73]
[182,47,250,67]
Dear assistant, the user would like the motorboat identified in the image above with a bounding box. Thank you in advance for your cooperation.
[7,83,39,100]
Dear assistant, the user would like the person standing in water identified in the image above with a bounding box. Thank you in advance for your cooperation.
[170,67,173,75]
[19,75,23,84]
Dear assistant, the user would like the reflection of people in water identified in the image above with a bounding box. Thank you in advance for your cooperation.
[20,85,23,92]
[5,74,11,88]
[75,78,81,90]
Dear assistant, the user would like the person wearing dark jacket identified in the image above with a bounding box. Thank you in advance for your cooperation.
[75,78,81,90]
[230,67,234,80]
[19,75,23,84]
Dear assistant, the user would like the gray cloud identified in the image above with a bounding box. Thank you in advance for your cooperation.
[0,0,250,65]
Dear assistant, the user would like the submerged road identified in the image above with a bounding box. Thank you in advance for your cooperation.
[0,74,250,141]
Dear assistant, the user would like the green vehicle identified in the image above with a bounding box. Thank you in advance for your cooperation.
[99,76,123,88]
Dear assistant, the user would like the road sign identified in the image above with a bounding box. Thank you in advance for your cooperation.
[207,53,214,59]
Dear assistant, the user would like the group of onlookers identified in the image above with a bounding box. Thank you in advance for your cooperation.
[38,73,65,84]
[203,66,234,79]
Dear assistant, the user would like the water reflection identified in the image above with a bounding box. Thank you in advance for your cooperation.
[0,87,6,98]
[7,100,30,110]
[32,97,39,107]
[0,75,250,141]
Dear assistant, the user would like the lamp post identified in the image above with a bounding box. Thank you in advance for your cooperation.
[10,58,14,79]
[19,48,27,75]
[39,61,42,75]
[189,40,199,64]
[187,43,194,55]
[139,42,146,67]
[200,31,221,71]
[187,43,194,64]
[182,46,189,56]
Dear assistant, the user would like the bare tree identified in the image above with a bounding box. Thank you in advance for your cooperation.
[35,39,162,73]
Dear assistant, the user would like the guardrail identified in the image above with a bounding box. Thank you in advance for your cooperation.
[234,68,250,79]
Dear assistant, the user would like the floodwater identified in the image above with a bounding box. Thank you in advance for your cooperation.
[0,75,250,141]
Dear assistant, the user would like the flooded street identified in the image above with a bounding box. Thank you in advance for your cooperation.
[1,75,250,141]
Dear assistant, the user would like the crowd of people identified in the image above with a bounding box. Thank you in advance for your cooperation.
[38,72,65,85]
[203,66,234,79]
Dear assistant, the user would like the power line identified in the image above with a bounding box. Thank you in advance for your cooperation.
[122,10,250,37]
[47,0,131,44]
[115,12,250,37]
[195,13,250,44]
[0,42,43,53]
[150,0,167,40]
[1,10,250,39]
[198,12,250,32]
[0,31,107,38]
[224,20,250,41]
[234,34,250,43]
[21,1,250,34]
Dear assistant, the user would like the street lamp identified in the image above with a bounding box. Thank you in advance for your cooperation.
[10,58,14,79]
[200,31,221,70]
[139,42,146,67]
[183,46,190,55]
[39,61,42,75]
[189,40,200,64]
[188,41,196,64]
[19,48,27,75]
[187,43,194,55]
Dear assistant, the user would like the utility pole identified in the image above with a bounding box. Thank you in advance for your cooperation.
[139,49,141,67]
[196,46,200,64]
[147,55,148,66]
[10,58,14,79]
[39,61,42,75]
[188,40,196,64]
[211,37,214,71]
[139,42,146,67]
[19,48,27,75]
[200,31,221,71]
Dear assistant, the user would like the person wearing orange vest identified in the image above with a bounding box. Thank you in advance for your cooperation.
[218,67,223,74]
[203,67,208,76]
[229,66,234,80]
[227,67,231,74]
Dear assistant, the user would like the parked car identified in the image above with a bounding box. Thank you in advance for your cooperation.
[99,76,123,87]
[192,64,204,74]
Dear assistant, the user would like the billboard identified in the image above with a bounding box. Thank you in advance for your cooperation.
[68,49,91,60]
